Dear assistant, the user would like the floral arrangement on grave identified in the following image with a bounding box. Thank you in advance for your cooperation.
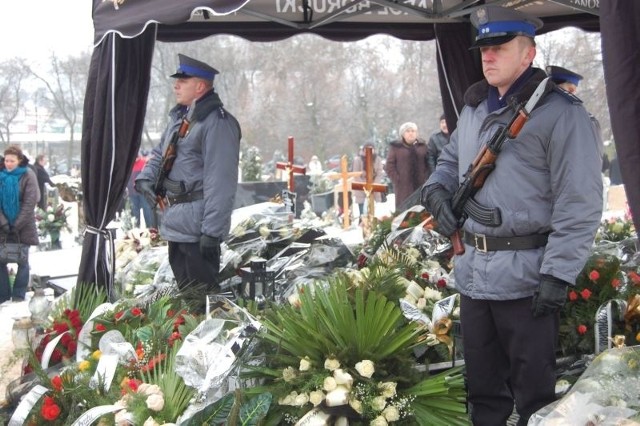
[241,145,263,182]
[35,204,71,244]
[558,251,627,356]
[596,212,636,242]
[239,274,468,425]
[21,291,200,425]
[308,173,334,194]
[23,284,107,375]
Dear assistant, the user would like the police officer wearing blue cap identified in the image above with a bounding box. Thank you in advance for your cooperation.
[136,54,241,310]
[422,5,603,425]
[546,65,583,94]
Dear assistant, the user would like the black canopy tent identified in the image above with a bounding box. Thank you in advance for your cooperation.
[81,0,637,293]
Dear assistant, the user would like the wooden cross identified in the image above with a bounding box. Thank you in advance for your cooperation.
[351,145,388,226]
[326,155,361,228]
[275,136,306,192]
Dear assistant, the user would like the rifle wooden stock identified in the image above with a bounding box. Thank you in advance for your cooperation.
[153,110,193,210]
[448,103,530,255]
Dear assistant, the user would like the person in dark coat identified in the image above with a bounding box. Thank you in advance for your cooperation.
[136,54,241,311]
[0,145,40,302]
[384,122,430,211]
[34,154,55,211]
[427,114,450,172]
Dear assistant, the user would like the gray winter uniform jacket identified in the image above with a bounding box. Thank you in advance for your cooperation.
[137,90,241,243]
[427,69,603,300]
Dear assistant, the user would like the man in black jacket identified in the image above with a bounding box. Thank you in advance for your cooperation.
[34,154,54,210]
[427,114,450,173]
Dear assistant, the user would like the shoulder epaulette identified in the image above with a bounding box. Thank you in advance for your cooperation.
[552,86,583,105]
[218,107,227,118]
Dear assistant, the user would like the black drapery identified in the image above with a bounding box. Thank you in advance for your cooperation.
[434,22,483,133]
[600,1,640,232]
[77,28,156,297]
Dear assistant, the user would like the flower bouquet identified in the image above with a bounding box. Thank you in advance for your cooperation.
[35,204,71,246]
[239,274,468,425]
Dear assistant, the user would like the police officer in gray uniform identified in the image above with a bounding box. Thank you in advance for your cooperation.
[136,54,241,308]
[422,6,602,425]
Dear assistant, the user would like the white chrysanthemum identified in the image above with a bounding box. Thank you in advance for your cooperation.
[47,214,55,222]
[355,360,375,378]
[416,297,427,310]
[423,287,443,301]
[258,225,270,237]
[405,247,421,263]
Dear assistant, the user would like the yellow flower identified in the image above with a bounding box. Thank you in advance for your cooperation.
[92,350,102,360]
[78,360,91,371]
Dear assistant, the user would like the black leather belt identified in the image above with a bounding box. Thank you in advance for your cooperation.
[463,232,548,252]
[166,190,204,206]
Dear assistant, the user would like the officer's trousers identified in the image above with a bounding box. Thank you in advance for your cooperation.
[460,295,558,426]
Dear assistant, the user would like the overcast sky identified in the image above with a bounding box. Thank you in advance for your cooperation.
[0,0,94,63]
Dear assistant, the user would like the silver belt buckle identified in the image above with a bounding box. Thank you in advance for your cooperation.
[474,233,487,252]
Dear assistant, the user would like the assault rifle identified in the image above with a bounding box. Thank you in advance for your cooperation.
[154,100,196,210]
[448,77,549,255]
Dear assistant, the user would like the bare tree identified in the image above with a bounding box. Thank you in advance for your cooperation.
[0,58,30,145]
[28,51,90,170]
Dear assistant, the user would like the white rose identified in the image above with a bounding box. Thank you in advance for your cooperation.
[324,358,341,371]
[309,390,325,406]
[294,393,310,406]
[371,396,387,411]
[283,366,297,382]
[299,357,312,371]
[146,393,165,411]
[355,360,375,378]
[382,405,400,422]
[370,415,388,426]
[139,384,162,396]
[325,385,350,407]
[333,368,353,388]
[47,214,55,222]
[349,399,363,414]
[378,382,397,398]
[278,393,295,406]
[143,417,161,426]
[323,376,337,391]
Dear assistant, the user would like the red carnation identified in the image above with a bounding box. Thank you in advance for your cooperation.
[611,278,621,289]
[95,323,106,332]
[421,272,430,280]
[41,401,61,421]
[66,340,77,355]
[589,270,600,281]
[114,311,124,321]
[580,289,592,300]
[437,279,447,288]
[629,271,640,286]
[51,376,63,391]
[577,325,588,335]
[568,291,578,301]
[131,307,142,317]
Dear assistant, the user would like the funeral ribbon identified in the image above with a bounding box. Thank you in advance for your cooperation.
[594,299,627,354]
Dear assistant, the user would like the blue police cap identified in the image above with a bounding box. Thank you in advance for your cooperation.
[170,54,219,82]
[546,65,583,86]
[470,5,543,48]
